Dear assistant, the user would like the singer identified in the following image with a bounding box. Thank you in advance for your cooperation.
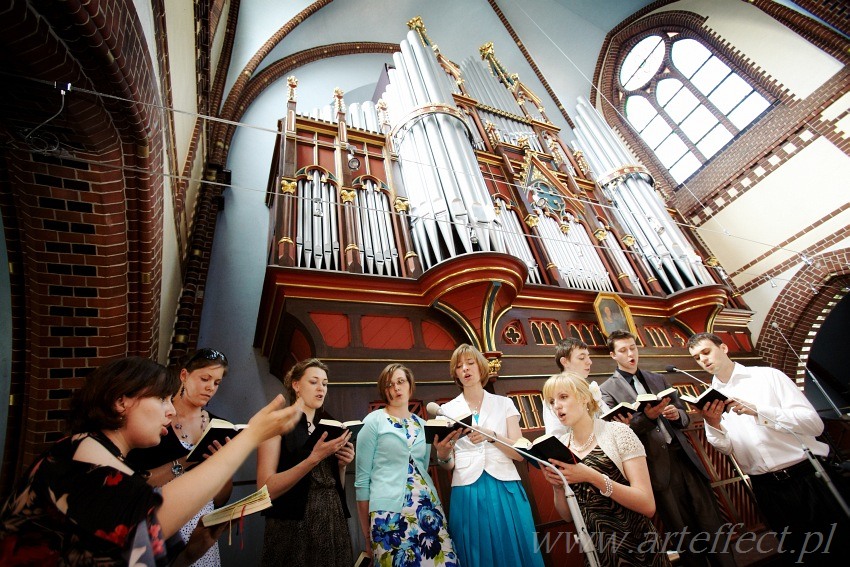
[600,331,735,567]
[542,338,609,437]
[541,372,669,566]
[437,344,544,567]
[354,364,459,567]
[687,333,849,563]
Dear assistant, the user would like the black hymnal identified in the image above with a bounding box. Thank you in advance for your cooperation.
[513,434,573,468]
[680,387,728,409]
[186,418,247,462]
[303,419,363,451]
[423,413,473,444]
[600,387,677,421]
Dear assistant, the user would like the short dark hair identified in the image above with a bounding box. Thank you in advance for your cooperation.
[555,338,589,371]
[283,358,329,403]
[71,357,175,432]
[377,363,416,403]
[606,330,637,353]
[687,332,724,350]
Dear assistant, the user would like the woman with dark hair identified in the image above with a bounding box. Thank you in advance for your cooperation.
[355,363,459,566]
[0,356,300,566]
[128,348,233,566]
[257,358,355,567]
[436,344,544,567]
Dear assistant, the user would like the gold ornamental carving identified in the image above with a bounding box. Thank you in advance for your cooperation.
[621,234,636,248]
[487,358,502,375]
[280,179,296,194]
[705,256,720,268]
[286,76,298,101]
[559,222,570,234]
[593,228,608,241]
[340,189,356,203]
[524,214,539,228]
[394,197,410,213]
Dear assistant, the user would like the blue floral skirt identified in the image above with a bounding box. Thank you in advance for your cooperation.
[370,461,458,567]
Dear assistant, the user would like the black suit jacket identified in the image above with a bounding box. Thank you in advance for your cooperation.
[600,369,709,490]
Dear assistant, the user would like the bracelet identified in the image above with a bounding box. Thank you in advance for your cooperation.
[599,474,613,497]
[436,454,453,465]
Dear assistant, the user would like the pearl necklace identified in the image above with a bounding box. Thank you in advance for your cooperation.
[569,431,596,451]
[174,410,206,442]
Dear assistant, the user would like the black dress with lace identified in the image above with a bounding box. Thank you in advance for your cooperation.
[573,447,671,567]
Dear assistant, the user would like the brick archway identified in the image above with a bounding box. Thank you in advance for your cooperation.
[758,249,850,384]
[0,0,163,491]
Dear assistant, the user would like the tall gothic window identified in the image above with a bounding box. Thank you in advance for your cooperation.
[619,34,773,184]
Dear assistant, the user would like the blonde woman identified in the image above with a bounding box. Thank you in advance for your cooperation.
[541,373,669,567]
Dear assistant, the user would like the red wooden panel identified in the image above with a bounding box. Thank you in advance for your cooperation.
[421,320,455,350]
[361,315,414,349]
[309,312,350,348]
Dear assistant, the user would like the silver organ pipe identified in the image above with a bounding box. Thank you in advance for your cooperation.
[573,97,712,292]
[496,203,542,284]
[295,168,340,271]
[379,31,534,269]
[536,213,614,292]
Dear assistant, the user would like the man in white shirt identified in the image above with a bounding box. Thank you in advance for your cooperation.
[688,332,849,564]
[542,338,596,435]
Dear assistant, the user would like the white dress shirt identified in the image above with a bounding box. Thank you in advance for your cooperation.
[441,391,522,486]
[704,363,828,475]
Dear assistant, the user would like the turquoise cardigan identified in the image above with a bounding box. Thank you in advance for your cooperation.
[354,408,441,513]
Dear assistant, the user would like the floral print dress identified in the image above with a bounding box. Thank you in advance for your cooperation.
[0,434,182,566]
[369,415,459,567]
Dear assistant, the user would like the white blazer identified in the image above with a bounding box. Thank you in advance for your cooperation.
[441,391,522,486]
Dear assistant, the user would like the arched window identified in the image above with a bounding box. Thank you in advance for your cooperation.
[619,34,772,184]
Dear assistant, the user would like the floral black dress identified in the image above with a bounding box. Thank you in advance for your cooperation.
[0,434,181,566]
[369,415,458,567]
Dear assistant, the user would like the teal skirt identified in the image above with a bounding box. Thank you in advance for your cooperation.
[448,472,545,567]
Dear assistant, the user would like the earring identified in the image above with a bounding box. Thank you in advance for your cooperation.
[180,384,186,397]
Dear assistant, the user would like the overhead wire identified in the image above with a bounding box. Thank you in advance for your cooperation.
[0,17,829,289]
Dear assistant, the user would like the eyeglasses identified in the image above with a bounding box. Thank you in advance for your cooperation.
[187,348,228,366]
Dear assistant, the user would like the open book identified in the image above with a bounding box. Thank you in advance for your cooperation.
[423,413,473,444]
[600,387,677,421]
[353,551,371,567]
[303,419,363,452]
[680,387,728,408]
[186,418,247,462]
[201,485,272,527]
[513,434,573,468]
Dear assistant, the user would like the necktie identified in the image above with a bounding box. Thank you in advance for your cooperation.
[631,374,673,444]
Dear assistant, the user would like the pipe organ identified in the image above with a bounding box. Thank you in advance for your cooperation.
[256,20,760,560]
[269,21,721,296]
[260,15,750,368]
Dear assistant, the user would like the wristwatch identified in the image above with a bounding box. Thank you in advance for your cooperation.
[171,460,184,477]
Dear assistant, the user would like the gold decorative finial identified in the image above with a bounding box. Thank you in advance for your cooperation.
[621,234,636,247]
[340,189,356,203]
[488,357,502,375]
[280,179,296,194]
[333,88,345,113]
[286,76,298,101]
[524,214,539,228]
[394,197,410,213]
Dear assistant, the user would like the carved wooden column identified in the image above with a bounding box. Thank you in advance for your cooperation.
[275,76,300,266]
[391,196,422,278]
